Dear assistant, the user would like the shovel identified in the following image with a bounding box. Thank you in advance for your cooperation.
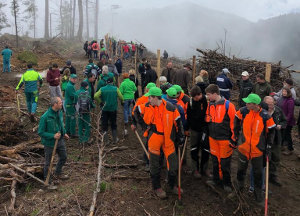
[45,137,59,186]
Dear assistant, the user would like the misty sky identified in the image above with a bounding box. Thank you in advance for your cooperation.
[96,0,300,21]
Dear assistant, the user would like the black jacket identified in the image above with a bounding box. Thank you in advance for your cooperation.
[238,79,253,107]
[187,97,208,132]
[61,65,76,75]
[145,69,157,86]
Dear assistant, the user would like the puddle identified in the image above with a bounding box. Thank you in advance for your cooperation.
[15,69,55,78]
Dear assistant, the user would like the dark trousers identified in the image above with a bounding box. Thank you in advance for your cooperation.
[43,139,67,180]
[270,131,281,178]
[282,126,294,151]
[150,152,177,190]
[93,50,98,59]
[190,129,210,174]
[220,91,230,100]
[141,78,146,95]
[211,155,232,187]
[101,110,117,132]
[237,151,263,201]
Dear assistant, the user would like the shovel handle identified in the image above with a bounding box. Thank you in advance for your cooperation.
[45,138,59,185]
[264,155,269,216]
[135,130,149,159]
[178,147,182,200]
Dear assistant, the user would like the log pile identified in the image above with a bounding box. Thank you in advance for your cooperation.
[196,49,292,90]
[0,138,44,213]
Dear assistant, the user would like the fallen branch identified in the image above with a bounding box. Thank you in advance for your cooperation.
[8,179,17,213]
[9,163,45,185]
[103,163,138,168]
[104,146,129,153]
[111,175,148,180]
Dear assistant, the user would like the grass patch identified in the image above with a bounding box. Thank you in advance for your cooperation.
[17,50,38,65]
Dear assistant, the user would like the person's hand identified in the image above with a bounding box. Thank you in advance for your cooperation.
[54,132,61,140]
[55,77,59,80]
[64,134,69,139]
[276,125,282,130]
[184,131,190,137]
[131,124,136,131]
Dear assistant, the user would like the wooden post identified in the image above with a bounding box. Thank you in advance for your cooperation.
[121,43,123,60]
[134,49,137,75]
[265,63,271,82]
[157,49,161,87]
[192,55,196,84]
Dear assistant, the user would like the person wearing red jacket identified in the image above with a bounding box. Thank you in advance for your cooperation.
[47,63,62,98]
[92,41,100,59]
[205,84,236,192]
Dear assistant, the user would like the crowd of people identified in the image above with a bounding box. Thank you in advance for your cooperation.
[13,46,300,207]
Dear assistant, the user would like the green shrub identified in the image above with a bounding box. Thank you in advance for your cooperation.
[17,51,38,65]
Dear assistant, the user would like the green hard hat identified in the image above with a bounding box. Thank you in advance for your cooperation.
[242,93,261,104]
[172,84,183,93]
[166,87,178,98]
[145,87,162,97]
[146,82,156,90]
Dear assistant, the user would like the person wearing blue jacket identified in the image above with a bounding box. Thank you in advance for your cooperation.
[1,46,12,73]
[216,68,233,100]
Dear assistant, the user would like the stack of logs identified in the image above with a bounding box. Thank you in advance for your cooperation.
[0,138,44,213]
[196,49,292,90]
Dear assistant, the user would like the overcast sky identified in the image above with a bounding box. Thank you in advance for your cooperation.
[95,0,300,21]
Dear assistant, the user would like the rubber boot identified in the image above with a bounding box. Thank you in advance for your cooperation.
[112,129,119,144]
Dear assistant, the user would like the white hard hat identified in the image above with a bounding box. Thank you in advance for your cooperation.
[241,71,249,76]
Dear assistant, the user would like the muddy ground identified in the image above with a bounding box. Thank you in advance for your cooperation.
[0,38,300,216]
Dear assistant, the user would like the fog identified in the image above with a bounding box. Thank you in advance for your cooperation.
[1,0,300,68]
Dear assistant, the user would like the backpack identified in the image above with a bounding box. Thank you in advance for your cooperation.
[78,91,91,113]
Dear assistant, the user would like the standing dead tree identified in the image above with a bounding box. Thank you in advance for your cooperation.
[77,0,83,41]
[10,0,20,47]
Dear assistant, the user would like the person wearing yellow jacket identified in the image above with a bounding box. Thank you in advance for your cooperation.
[16,63,43,122]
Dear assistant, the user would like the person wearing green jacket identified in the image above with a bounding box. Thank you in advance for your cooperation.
[252,73,272,100]
[119,72,137,135]
[38,97,69,182]
[83,73,96,100]
[65,74,78,137]
[94,77,123,143]
[96,65,115,91]
[16,63,43,122]
[1,45,12,72]
[76,81,95,144]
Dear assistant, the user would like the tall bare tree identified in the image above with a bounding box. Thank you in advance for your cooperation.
[23,0,38,38]
[95,0,99,39]
[85,0,89,39]
[10,0,20,47]
[44,0,49,38]
[77,0,83,40]
[71,0,76,38]
[0,3,10,33]
[59,0,72,38]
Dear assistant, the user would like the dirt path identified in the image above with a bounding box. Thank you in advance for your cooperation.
[0,48,300,216]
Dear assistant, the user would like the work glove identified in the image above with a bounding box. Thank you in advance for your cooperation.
[229,138,237,149]
[175,136,185,148]
[266,144,272,156]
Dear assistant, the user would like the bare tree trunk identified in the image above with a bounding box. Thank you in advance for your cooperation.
[69,0,72,39]
[77,0,83,41]
[12,0,19,47]
[44,0,49,38]
[85,0,89,39]
[94,0,99,40]
[59,0,63,36]
[72,0,76,38]
[33,1,36,38]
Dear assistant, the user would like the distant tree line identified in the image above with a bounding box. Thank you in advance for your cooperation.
[0,0,100,47]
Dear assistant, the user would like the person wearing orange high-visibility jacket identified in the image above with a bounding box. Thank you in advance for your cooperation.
[132,82,156,116]
[131,87,185,199]
[173,84,190,115]
[234,93,275,205]
[205,84,236,192]
[131,82,156,171]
